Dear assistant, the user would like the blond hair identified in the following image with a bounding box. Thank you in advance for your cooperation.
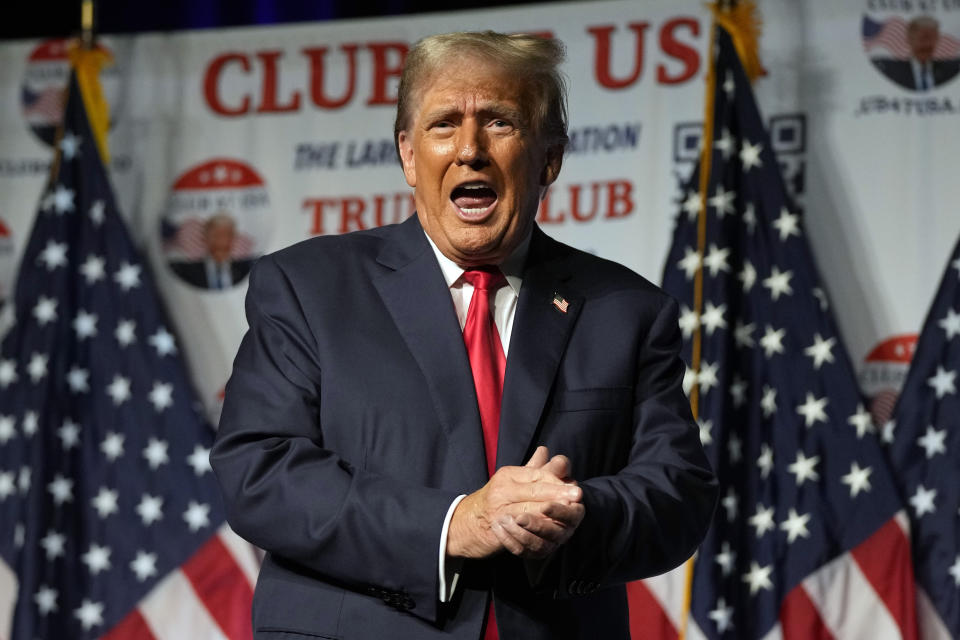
[394,31,569,155]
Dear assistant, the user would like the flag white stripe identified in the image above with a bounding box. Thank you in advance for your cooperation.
[138,569,228,640]
[640,564,710,640]
[642,565,687,631]
[760,621,784,640]
[916,586,952,640]
[0,556,15,640]
[802,551,901,639]
[895,510,910,536]
[686,618,708,640]
[216,525,260,587]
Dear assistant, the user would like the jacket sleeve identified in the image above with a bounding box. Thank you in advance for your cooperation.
[210,255,459,623]
[526,294,718,596]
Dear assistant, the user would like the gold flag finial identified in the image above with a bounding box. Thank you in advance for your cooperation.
[711,0,766,82]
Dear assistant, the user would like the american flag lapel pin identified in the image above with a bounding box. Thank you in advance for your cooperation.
[552,293,569,314]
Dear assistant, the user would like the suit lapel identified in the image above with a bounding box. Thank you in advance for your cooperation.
[373,216,488,488]
[497,227,583,468]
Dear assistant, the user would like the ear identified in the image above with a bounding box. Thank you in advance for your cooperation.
[540,145,564,188]
[398,130,417,188]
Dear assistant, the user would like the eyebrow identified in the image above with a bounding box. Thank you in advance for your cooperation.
[421,102,525,125]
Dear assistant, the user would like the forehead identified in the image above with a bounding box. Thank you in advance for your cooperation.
[412,58,527,116]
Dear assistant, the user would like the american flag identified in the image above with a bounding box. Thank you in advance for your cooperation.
[635,25,918,639]
[161,218,255,262]
[885,236,960,639]
[862,15,960,60]
[0,64,255,639]
[21,85,66,126]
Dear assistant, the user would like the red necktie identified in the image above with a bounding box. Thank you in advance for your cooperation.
[461,268,507,478]
[460,267,506,640]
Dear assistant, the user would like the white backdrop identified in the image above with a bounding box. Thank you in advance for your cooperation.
[1,0,958,422]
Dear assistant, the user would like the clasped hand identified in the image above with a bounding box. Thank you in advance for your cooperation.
[446,446,585,560]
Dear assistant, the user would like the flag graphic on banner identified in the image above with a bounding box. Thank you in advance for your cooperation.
[862,15,960,60]
[886,236,960,639]
[643,21,919,640]
[0,50,255,639]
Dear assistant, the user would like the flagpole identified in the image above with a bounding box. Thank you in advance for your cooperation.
[677,2,765,637]
[70,0,112,165]
[676,2,737,638]
[80,0,96,49]
[675,6,721,640]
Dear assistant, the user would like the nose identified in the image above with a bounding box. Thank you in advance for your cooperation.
[455,120,486,167]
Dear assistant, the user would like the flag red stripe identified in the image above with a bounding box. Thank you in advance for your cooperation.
[780,585,835,640]
[103,609,158,640]
[626,581,678,640]
[850,517,919,640]
[181,535,254,640]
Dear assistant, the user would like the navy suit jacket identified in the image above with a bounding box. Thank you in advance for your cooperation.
[871,57,960,91]
[169,258,253,290]
[211,215,717,639]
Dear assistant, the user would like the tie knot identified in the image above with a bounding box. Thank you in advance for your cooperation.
[462,267,506,292]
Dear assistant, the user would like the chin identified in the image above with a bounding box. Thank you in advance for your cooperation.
[448,239,506,266]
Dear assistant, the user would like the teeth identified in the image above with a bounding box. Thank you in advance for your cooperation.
[460,208,487,214]
[461,183,489,190]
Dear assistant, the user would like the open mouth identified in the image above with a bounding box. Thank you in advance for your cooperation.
[451,182,498,219]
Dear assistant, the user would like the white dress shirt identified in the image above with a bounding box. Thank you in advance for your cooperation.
[911,58,934,91]
[423,231,530,603]
[204,257,234,289]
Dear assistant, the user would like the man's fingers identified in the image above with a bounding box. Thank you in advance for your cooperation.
[540,500,586,529]
[493,516,558,558]
[510,510,567,542]
[491,518,525,556]
[491,480,581,507]
[541,454,572,481]
[524,446,550,468]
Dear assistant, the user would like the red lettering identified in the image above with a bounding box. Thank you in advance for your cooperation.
[256,51,301,113]
[373,195,387,228]
[657,18,700,84]
[372,194,411,228]
[302,45,358,109]
[537,192,564,224]
[570,183,602,222]
[204,53,251,116]
[367,42,409,106]
[303,198,337,235]
[339,197,367,233]
[605,180,634,218]
[397,193,416,224]
[589,23,649,90]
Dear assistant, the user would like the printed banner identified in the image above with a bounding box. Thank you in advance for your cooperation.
[0,0,958,425]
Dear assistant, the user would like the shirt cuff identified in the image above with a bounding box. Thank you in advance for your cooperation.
[438,494,467,603]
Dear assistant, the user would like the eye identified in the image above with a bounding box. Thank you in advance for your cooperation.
[488,119,514,132]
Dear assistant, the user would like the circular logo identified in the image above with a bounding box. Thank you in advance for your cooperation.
[20,38,120,147]
[862,13,960,92]
[859,333,918,427]
[0,215,14,304]
[161,158,271,291]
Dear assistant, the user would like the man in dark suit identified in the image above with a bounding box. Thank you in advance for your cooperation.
[873,16,960,91]
[169,213,253,289]
[211,31,717,639]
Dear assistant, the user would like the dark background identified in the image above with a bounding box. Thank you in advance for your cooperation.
[3,0,560,40]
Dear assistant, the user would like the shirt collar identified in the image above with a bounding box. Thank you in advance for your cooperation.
[424,231,529,296]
